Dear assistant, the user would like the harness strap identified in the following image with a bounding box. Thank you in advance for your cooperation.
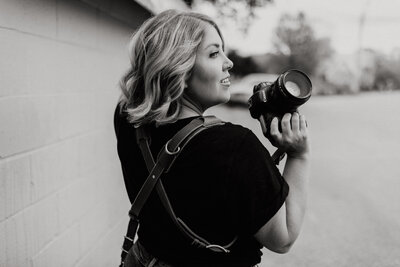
[130,117,219,218]
[121,116,237,265]
[135,126,154,170]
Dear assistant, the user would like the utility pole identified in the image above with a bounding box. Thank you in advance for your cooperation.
[357,0,370,92]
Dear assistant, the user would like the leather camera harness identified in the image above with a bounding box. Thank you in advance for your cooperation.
[119,116,238,267]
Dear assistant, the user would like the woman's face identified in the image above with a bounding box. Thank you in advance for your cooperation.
[186,24,233,111]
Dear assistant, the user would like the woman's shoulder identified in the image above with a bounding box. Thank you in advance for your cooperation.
[208,120,251,136]
[201,120,262,148]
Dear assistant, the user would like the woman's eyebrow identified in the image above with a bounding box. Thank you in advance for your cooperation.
[205,43,220,49]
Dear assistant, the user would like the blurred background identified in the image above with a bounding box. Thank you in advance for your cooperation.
[0,0,399,266]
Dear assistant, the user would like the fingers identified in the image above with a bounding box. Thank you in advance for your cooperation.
[281,113,292,136]
[300,114,307,133]
[270,112,308,142]
[291,112,300,134]
[270,117,282,141]
[268,113,309,155]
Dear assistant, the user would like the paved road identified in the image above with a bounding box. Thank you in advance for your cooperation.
[207,91,400,267]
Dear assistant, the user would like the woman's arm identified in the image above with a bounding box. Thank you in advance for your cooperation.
[254,112,310,253]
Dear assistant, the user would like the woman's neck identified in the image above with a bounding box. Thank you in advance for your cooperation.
[179,96,204,119]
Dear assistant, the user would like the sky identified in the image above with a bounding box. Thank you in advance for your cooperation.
[194,0,400,56]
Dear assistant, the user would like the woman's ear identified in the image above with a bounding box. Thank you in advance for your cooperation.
[184,71,192,89]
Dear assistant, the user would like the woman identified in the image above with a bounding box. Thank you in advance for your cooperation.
[114,9,310,267]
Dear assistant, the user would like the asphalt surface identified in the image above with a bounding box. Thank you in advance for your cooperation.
[206,91,400,267]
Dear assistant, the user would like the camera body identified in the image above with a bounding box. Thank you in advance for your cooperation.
[248,69,312,140]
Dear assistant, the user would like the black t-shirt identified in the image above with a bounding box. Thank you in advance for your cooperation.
[114,105,289,267]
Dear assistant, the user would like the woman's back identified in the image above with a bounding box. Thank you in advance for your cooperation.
[114,105,288,266]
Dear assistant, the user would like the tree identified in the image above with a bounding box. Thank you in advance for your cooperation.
[227,50,260,77]
[371,52,400,91]
[272,12,333,75]
[190,0,274,33]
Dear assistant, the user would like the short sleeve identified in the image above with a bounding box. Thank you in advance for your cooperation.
[229,130,289,235]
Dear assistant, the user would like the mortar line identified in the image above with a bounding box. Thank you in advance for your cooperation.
[0,128,112,161]
[0,25,100,51]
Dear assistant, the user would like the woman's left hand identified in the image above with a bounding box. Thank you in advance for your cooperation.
[270,112,310,159]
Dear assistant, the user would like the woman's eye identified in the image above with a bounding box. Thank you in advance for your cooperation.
[210,51,219,58]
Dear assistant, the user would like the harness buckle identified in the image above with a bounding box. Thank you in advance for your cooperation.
[124,235,134,243]
[206,244,230,253]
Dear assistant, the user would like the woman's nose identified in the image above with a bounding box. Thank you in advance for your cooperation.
[223,58,234,71]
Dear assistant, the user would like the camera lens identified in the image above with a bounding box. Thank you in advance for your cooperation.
[282,70,312,99]
[284,81,301,97]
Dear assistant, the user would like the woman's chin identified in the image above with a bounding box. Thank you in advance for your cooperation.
[222,92,231,103]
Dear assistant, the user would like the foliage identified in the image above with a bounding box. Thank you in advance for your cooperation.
[191,0,273,33]
[363,51,400,91]
[187,0,272,10]
[272,12,334,75]
[227,50,261,77]
[227,13,334,80]
[190,0,272,7]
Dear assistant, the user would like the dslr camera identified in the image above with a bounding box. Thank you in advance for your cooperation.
[248,69,312,141]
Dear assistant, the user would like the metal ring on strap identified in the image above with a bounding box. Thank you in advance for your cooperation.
[165,140,181,155]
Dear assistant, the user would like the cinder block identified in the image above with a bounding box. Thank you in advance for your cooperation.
[25,35,59,95]
[58,178,95,232]
[32,224,80,267]
[94,92,120,130]
[0,96,60,158]
[0,221,6,267]
[91,34,130,85]
[87,162,128,229]
[78,200,111,255]
[105,188,129,229]
[102,130,119,164]
[0,30,28,97]
[5,213,30,267]
[24,194,59,256]
[0,162,6,221]
[30,145,61,202]
[76,217,127,267]
[56,0,98,47]
[56,139,80,184]
[3,156,32,218]
[96,11,133,52]
[88,131,114,172]
[109,0,151,29]
[30,140,82,203]
[54,42,99,94]
[0,98,28,157]
[81,0,112,10]
[95,161,124,200]
[0,26,115,99]
[0,0,57,38]
[56,93,95,140]
[77,133,98,177]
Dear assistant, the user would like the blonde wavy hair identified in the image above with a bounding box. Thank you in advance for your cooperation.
[119,9,224,127]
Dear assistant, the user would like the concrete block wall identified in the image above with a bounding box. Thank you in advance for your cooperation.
[0,0,147,266]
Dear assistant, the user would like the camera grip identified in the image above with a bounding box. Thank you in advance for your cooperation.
[260,114,286,164]
[258,112,282,140]
[258,113,293,165]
